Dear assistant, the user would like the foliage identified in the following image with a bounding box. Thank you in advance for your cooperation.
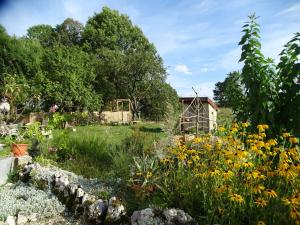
[38,123,165,179]
[216,14,299,134]
[213,71,246,118]
[135,123,300,224]
[0,7,176,120]
[276,32,300,134]
[238,14,278,124]
[217,107,234,128]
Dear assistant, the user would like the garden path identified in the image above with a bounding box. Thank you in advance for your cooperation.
[0,157,13,185]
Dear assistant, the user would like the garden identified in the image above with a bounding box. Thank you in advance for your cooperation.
[0,6,299,225]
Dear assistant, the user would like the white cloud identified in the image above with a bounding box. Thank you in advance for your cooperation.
[200,67,215,72]
[174,64,192,74]
[276,3,300,17]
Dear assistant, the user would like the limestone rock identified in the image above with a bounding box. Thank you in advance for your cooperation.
[163,208,196,225]
[86,199,108,224]
[131,208,198,225]
[106,197,126,222]
[5,216,15,225]
[131,208,164,225]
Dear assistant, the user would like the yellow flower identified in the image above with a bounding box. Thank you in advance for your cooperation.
[252,184,265,194]
[282,132,291,138]
[242,122,250,128]
[289,137,299,144]
[257,125,265,133]
[258,221,266,225]
[254,197,268,207]
[219,127,226,132]
[222,170,234,180]
[290,207,300,219]
[229,193,244,204]
[242,161,254,168]
[136,172,142,176]
[264,189,277,198]
[217,207,225,215]
[146,171,153,178]
[210,169,221,176]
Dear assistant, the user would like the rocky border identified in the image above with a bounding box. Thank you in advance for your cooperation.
[3,157,198,225]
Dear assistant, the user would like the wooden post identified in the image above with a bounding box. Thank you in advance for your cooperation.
[196,96,199,138]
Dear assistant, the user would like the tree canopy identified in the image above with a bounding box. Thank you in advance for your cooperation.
[0,7,179,120]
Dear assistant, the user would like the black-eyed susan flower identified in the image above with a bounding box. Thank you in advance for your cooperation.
[290,207,300,219]
[254,197,268,207]
[289,137,299,145]
[257,221,266,225]
[252,184,265,194]
[229,193,244,204]
[264,189,277,198]
[222,170,234,179]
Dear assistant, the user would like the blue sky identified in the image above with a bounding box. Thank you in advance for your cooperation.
[0,0,299,98]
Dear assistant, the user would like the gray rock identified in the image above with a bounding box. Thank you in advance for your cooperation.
[131,208,197,225]
[86,199,108,224]
[5,216,15,225]
[107,197,126,222]
[16,214,28,225]
[163,208,195,224]
[131,208,164,225]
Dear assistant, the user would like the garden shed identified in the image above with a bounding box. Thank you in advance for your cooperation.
[179,97,218,133]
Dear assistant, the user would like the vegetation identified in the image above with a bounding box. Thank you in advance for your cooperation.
[129,123,300,224]
[38,123,166,179]
[213,14,300,134]
[0,7,179,120]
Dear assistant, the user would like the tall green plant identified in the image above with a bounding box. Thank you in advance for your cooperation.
[239,14,278,125]
[276,32,300,134]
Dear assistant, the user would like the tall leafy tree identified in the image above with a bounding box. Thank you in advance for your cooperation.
[55,18,83,46]
[239,14,278,124]
[276,32,300,134]
[83,7,167,119]
[39,45,101,111]
[213,71,244,106]
[27,24,56,47]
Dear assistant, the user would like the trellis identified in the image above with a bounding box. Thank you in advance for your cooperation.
[179,88,211,137]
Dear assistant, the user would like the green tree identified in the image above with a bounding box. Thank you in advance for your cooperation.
[55,18,83,46]
[83,7,167,119]
[238,14,278,124]
[276,32,300,134]
[38,45,101,111]
[27,24,56,47]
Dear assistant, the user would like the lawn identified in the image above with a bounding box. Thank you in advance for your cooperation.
[38,122,166,179]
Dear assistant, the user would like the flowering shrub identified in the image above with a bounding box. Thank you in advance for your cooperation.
[131,123,300,224]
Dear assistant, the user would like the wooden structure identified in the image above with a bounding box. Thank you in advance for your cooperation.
[179,94,218,135]
[100,99,132,124]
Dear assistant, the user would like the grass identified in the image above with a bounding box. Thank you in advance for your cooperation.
[38,122,166,179]
[0,146,11,158]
